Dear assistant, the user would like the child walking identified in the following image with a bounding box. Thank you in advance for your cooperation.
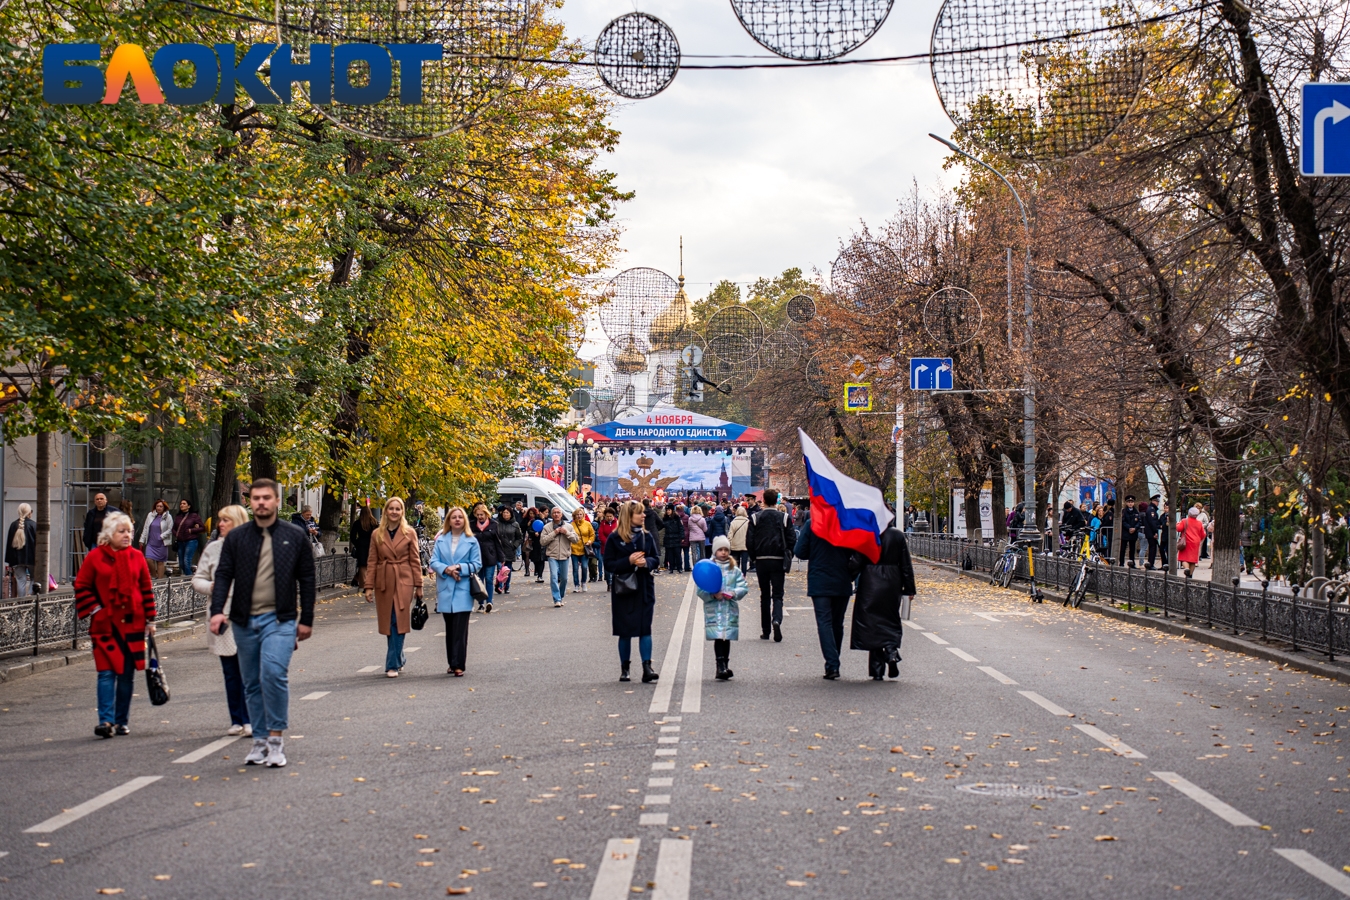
[699,536,749,680]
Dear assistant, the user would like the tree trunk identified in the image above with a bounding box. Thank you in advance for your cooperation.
[35,429,50,593]
[965,490,982,542]
[209,406,244,522]
[990,459,1007,541]
[248,395,277,482]
[1209,433,1245,585]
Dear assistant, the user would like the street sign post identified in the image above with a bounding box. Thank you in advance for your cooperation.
[1302,83,1350,176]
[909,357,953,391]
[844,382,873,412]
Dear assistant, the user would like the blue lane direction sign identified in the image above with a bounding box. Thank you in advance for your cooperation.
[1302,83,1350,176]
[910,357,953,391]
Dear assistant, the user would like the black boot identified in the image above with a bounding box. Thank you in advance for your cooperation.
[869,658,885,680]
[715,657,731,680]
[620,661,631,682]
[641,660,659,683]
[887,648,901,679]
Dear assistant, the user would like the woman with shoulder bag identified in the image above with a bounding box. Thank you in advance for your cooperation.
[5,503,36,595]
[603,501,660,683]
[138,499,173,580]
[468,502,503,613]
[364,498,424,677]
[430,507,481,677]
[495,507,523,596]
[570,508,596,593]
[192,505,251,734]
[75,513,156,738]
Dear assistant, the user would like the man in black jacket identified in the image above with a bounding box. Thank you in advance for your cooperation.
[1143,495,1162,569]
[1118,494,1140,567]
[209,478,316,769]
[81,492,109,555]
[794,516,856,680]
[747,489,796,642]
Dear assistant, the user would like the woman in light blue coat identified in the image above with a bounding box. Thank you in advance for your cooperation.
[430,507,481,676]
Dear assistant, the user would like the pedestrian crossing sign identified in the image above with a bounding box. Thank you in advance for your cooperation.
[844,382,873,412]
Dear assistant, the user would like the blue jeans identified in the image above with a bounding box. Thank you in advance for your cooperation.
[618,635,653,663]
[596,552,606,583]
[177,539,199,576]
[386,604,405,672]
[690,543,704,564]
[234,613,296,734]
[219,654,249,727]
[812,595,850,673]
[681,546,690,569]
[97,668,135,726]
[548,558,568,603]
[571,554,588,587]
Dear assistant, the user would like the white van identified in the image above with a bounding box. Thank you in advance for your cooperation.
[495,476,583,517]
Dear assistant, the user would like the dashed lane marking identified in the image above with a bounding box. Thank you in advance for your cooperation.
[300,691,330,701]
[920,632,949,646]
[1273,849,1350,897]
[680,603,705,714]
[357,665,381,673]
[650,580,696,715]
[657,737,679,744]
[589,838,641,900]
[1074,723,1146,759]
[652,761,676,771]
[655,749,678,757]
[651,838,693,900]
[405,647,421,653]
[644,794,671,805]
[648,778,674,787]
[905,620,925,631]
[977,666,1018,685]
[1153,772,1258,825]
[972,611,1033,622]
[25,776,163,833]
[1018,691,1074,717]
[639,813,669,826]
[947,647,980,662]
[172,736,240,764]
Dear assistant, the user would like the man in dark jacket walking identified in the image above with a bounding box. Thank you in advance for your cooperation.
[209,479,316,769]
[1118,495,1140,567]
[747,489,796,642]
[794,518,856,679]
[82,492,109,556]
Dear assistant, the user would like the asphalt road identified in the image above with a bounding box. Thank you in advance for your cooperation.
[1,560,1348,899]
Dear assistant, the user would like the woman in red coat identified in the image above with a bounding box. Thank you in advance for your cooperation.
[75,512,156,738]
[1175,507,1207,578]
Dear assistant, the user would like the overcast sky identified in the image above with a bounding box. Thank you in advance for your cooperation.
[558,0,961,301]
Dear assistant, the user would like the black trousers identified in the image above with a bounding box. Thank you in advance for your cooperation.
[755,558,786,633]
[714,638,731,659]
[1145,534,1160,567]
[1119,533,1138,565]
[443,612,469,671]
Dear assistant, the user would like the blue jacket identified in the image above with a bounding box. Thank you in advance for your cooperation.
[794,521,857,598]
[430,531,482,614]
[709,509,728,540]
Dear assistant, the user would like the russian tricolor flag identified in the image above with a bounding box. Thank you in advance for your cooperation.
[800,428,895,563]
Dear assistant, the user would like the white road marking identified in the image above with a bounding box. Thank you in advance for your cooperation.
[435,632,445,636]
[921,632,949,646]
[657,737,679,744]
[644,794,671,805]
[640,813,669,825]
[662,717,682,722]
[947,647,980,662]
[172,736,240,764]
[650,580,696,715]
[357,665,381,673]
[783,607,813,610]
[1019,691,1074,717]
[1274,849,1350,896]
[681,603,705,714]
[973,611,1033,622]
[648,778,673,787]
[1074,723,1146,759]
[651,838,693,900]
[405,647,421,653]
[300,691,330,701]
[977,666,1018,685]
[655,749,678,757]
[1153,772,1258,826]
[0,851,8,858]
[589,838,640,900]
[905,620,925,631]
[25,776,163,833]
[652,761,676,771]
[660,725,681,732]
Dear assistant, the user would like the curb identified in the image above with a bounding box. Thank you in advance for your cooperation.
[0,585,360,687]
[916,560,1350,686]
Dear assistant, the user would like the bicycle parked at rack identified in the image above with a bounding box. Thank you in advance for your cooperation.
[1063,528,1101,609]
[992,537,1045,602]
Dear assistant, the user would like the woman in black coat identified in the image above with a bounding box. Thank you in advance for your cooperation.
[661,506,684,572]
[603,500,660,684]
[469,502,503,611]
[850,527,916,681]
[5,504,37,596]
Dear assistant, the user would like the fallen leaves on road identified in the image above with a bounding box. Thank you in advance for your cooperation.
[890,746,904,753]
[945,858,961,864]
[786,881,806,887]
[96,890,124,895]
[462,787,481,793]
[153,875,171,881]
[1094,835,1117,842]
[419,848,438,854]
[446,888,472,895]
[552,859,570,864]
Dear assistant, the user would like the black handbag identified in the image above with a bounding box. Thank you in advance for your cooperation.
[469,572,490,603]
[411,597,429,630]
[145,633,170,706]
[612,570,640,598]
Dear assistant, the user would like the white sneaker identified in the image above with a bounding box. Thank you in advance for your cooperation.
[582,584,588,593]
[244,738,269,765]
[227,724,244,736]
[244,724,253,737]
[264,736,287,767]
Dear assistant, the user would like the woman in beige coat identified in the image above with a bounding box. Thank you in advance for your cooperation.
[364,498,423,677]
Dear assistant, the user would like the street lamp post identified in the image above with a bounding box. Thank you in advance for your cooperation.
[929,134,1037,538]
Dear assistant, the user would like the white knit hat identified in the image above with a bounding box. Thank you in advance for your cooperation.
[712,535,731,554]
[1187,507,1200,518]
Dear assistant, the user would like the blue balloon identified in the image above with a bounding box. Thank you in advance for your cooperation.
[692,559,723,593]
[532,519,545,533]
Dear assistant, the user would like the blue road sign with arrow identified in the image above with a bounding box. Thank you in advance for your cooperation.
[909,357,953,391]
[1302,83,1350,176]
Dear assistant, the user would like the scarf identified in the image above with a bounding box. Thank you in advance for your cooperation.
[101,545,141,613]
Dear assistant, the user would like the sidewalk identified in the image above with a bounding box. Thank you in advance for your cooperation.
[0,583,359,686]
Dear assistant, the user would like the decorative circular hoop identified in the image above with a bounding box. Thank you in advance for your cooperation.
[705,305,766,364]
[729,0,894,61]
[831,241,903,316]
[606,333,651,375]
[761,328,806,369]
[922,286,983,346]
[277,0,533,141]
[599,267,680,341]
[929,0,1147,160]
[595,12,681,99]
[804,351,829,398]
[786,293,817,324]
